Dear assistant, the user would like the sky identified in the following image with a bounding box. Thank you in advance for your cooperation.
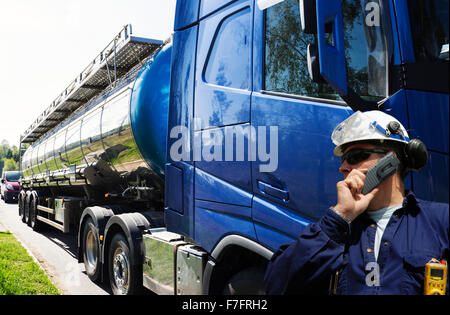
[0,0,176,147]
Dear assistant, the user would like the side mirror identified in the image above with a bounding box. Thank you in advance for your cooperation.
[307,44,326,83]
[299,0,317,34]
[303,0,379,112]
[1,179,5,184]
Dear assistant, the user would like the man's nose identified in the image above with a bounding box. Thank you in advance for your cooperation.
[339,160,352,175]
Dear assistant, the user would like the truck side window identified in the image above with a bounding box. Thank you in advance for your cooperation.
[264,0,338,100]
[264,0,389,102]
[204,7,251,90]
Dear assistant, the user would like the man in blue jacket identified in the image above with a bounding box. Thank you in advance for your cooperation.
[264,111,449,295]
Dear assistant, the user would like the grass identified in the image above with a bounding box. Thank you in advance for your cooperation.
[0,231,60,295]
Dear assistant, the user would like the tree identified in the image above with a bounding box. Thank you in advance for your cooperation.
[12,145,20,162]
[0,139,20,173]
[3,158,18,172]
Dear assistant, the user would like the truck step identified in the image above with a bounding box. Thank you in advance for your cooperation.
[37,205,55,215]
[37,215,66,233]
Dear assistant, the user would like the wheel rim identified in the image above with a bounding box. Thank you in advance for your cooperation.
[85,230,98,273]
[113,248,129,294]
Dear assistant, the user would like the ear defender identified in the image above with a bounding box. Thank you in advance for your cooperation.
[386,120,428,172]
[404,138,428,172]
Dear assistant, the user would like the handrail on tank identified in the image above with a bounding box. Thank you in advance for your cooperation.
[20,25,134,143]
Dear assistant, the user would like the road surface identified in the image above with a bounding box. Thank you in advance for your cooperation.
[0,198,110,295]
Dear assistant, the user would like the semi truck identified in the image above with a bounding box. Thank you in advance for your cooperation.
[17,0,448,295]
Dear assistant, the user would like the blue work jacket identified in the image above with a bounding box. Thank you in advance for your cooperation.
[264,192,449,295]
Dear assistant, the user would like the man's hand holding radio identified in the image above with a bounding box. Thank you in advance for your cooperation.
[333,169,379,223]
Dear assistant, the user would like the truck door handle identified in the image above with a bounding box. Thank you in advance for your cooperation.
[257,181,289,202]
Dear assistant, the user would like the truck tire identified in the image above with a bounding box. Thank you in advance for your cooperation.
[108,233,142,295]
[29,195,42,231]
[222,267,266,295]
[23,194,30,224]
[82,217,101,282]
[18,193,24,218]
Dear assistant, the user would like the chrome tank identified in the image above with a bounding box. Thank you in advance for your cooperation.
[21,44,172,198]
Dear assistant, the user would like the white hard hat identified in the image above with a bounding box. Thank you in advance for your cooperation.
[332,111,410,156]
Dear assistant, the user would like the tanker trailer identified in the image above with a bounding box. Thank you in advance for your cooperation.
[18,26,174,293]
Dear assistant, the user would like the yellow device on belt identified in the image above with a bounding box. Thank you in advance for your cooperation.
[424,259,447,295]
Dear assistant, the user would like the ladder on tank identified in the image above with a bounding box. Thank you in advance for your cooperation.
[20,24,163,144]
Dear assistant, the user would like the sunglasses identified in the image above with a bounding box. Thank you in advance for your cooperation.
[341,149,388,165]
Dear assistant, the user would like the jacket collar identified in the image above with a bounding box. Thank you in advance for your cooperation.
[401,190,420,215]
[358,190,420,224]
[403,190,419,206]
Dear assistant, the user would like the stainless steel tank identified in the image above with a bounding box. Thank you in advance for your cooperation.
[20,44,172,200]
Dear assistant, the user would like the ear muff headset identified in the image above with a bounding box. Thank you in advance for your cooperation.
[404,138,428,172]
[387,121,428,172]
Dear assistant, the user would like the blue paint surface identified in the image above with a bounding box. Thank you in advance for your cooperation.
[130,45,172,178]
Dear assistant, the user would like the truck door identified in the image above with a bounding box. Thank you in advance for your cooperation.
[192,0,256,252]
[396,0,449,203]
[252,0,393,251]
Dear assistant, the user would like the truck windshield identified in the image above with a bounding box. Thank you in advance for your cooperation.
[408,0,449,61]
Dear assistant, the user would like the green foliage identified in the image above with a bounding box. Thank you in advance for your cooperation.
[0,140,20,174]
[3,159,18,172]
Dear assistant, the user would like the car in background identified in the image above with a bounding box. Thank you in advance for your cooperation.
[1,171,21,203]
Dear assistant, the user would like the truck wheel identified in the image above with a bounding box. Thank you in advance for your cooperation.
[18,194,24,217]
[222,267,266,295]
[23,195,30,224]
[19,195,26,222]
[108,233,142,295]
[29,196,41,231]
[82,218,101,282]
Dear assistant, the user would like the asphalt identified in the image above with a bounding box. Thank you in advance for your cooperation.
[0,199,110,295]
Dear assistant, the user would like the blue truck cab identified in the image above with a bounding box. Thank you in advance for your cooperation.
[15,0,448,295]
[166,0,448,293]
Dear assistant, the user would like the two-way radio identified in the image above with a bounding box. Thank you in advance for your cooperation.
[362,152,400,195]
